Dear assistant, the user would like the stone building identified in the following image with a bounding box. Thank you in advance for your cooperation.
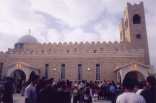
[0,2,155,83]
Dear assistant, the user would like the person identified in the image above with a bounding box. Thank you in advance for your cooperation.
[116,77,146,103]
[78,80,85,102]
[105,81,111,100]
[73,85,78,103]
[36,79,58,103]
[25,75,40,103]
[98,81,103,100]
[16,79,20,93]
[84,83,92,103]
[0,79,4,102]
[110,81,117,103]
[36,77,46,96]
[21,79,26,96]
[1,77,13,103]
[64,80,72,103]
[135,82,144,95]
[141,76,156,103]
[93,86,98,101]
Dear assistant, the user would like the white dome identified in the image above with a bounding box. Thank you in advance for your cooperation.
[17,35,38,44]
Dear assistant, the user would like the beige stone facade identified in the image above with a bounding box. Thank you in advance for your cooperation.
[0,2,154,82]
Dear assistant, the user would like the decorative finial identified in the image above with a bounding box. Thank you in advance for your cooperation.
[29,29,31,35]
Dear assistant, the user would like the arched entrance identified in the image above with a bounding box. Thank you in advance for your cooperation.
[125,71,145,82]
[10,69,26,80]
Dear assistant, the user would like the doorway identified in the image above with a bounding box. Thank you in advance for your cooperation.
[125,71,145,82]
[10,69,26,80]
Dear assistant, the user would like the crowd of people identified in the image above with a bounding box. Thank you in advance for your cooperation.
[0,75,155,103]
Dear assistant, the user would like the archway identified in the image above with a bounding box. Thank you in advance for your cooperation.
[125,71,145,82]
[10,69,26,80]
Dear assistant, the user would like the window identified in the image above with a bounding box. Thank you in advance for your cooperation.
[96,64,100,81]
[136,34,141,39]
[78,64,82,81]
[0,63,3,77]
[61,64,65,80]
[45,64,49,79]
[133,14,141,24]
[14,43,24,49]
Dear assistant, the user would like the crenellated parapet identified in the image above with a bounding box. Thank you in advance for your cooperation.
[0,51,4,54]
[7,41,145,56]
[7,44,145,58]
[0,51,7,55]
[23,41,126,50]
[127,1,143,8]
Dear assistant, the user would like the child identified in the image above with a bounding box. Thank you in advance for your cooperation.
[73,86,78,103]
[84,83,92,103]
[93,86,98,101]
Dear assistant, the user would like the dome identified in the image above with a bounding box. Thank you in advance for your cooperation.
[17,35,38,44]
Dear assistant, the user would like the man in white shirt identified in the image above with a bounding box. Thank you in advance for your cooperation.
[116,77,146,103]
[25,75,40,103]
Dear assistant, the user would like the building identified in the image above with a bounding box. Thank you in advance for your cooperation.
[0,2,155,83]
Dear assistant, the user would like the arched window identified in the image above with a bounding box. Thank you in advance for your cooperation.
[133,14,141,24]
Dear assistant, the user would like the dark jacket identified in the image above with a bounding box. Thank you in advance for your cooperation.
[36,86,58,103]
[141,87,156,103]
[2,81,13,103]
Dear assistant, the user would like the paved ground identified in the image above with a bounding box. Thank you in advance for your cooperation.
[13,94,25,103]
[13,94,111,103]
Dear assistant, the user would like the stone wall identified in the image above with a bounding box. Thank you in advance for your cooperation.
[0,42,145,82]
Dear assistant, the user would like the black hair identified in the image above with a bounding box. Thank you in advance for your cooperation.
[45,79,52,85]
[146,76,156,87]
[86,83,90,87]
[122,77,135,91]
[82,80,85,84]
[31,75,40,82]
[136,82,143,89]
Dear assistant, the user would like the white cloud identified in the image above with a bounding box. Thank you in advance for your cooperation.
[0,0,48,49]
[31,0,106,27]
[63,28,99,43]
[47,29,62,43]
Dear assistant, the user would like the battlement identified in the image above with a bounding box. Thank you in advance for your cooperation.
[127,2,143,8]
[39,41,120,45]
[0,51,5,55]
[29,41,121,46]
[7,40,146,55]
[6,40,145,58]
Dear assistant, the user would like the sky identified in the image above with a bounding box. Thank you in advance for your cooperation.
[0,0,156,71]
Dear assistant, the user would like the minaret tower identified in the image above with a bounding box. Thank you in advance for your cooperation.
[119,2,150,65]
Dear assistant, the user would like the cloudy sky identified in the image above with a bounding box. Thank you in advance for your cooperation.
[0,0,156,69]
